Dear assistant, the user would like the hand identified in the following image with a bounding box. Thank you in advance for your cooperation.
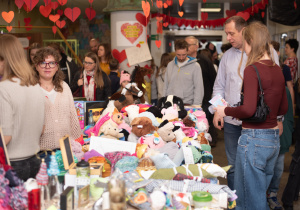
[213,112,224,130]
[214,105,226,118]
[277,121,283,136]
[78,78,83,86]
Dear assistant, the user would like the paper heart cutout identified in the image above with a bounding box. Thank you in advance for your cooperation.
[166,0,173,6]
[6,26,12,32]
[261,11,265,18]
[163,22,169,27]
[155,40,161,48]
[15,0,24,9]
[56,20,66,28]
[178,11,184,17]
[142,1,150,18]
[24,0,39,11]
[136,13,149,27]
[25,24,32,31]
[201,12,208,22]
[163,3,168,8]
[24,17,31,24]
[156,0,163,8]
[226,9,236,17]
[57,0,67,6]
[112,49,127,63]
[64,7,81,22]
[51,2,59,10]
[49,14,60,23]
[121,23,143,44]
[52,26,57,34]
[43,0,51,5]
[179,0,184,7]
[85,8,96,21]
[88,0,93,3]
[57,9,64,16]
[39,4,52,17]
[2,11,14,24]
[236,11,250,21]
[156,17,163,22]
[23,3,29,12]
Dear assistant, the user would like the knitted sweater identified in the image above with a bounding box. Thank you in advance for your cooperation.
[0,78,45,161]
[40,82,82,150]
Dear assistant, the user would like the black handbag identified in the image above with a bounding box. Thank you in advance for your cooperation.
[238,64,270,123]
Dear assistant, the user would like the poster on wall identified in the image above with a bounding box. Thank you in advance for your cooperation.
[116,21,145,46]
[125,43,152,66]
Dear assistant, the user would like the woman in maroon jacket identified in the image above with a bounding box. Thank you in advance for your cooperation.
[215,21,288,210]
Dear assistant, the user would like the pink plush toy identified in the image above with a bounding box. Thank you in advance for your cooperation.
[193,110,209,133]
[161,104,179,121]
[138,132,165,149]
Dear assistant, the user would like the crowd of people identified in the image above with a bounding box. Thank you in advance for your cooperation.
[0,15,300,209]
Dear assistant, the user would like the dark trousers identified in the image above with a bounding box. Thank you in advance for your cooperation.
[282,117,300,207]
[10,155,41,182]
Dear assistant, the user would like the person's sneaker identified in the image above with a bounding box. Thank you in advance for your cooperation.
[267,192,283,210]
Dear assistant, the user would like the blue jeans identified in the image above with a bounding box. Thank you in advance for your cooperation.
[224,122,242,190]
[268,153,285,194]
[234,129,280,210]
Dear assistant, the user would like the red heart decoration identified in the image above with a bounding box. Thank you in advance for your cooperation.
[163,22,169,27]
[56,20,66,28]
[88,0,93,3]
[39,4,52,17]
[203,0,207,3]
[52,26,57,34]
[43,0,51,5]
[57,0,67,6]
[178,11,184,17]
[226,9,236,17]
[25,24,32,31]
[23,0,39,11]
[163,3,168,8]
[2,11,14,24]
[23,3,29,12]
[136,43,141,48]
[6,26,12,32]
[85,8,96,21]
[142,0,150,18]
[57,9,64,16]
[24,17,31,24]
[201,12,208,22]
[179,0,184,7]
[156,0,163,8]
[112,49,127,63]
[136,13,149,27]
[64,7,81,22]
[155,40,161,48]
[15,0,24,9]
[49,14,60,23]
[121,23,143,44]
[236,11,250,21]
[51,2,59,10]
[261,11,265,18]
[166,0,173,6]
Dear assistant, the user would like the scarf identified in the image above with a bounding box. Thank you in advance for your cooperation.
[83,70,95,101]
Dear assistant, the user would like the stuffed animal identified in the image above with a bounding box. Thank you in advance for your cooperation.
[125,105,140,124]
[193,110,209,133]
[161,104,179,121]
[138,132,165,149]
[99,121,124,139]
[130,117,157,138]
[146,106,163,118]
[157,95,187,119]
[157,120,176,143]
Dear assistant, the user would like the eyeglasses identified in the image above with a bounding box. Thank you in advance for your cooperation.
[39,62,57,68]
[83,61,95,65]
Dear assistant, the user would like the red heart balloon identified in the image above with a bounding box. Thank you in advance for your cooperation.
[57,0,67,6]
[57,9,63,16]
[56,20,66,28]
[15,0,24,9]
[23,0,39,11]
[39,4,52,17]
[136,13,149,27]
[85,8,96,21]
[112,49,127,63]
[64,7,81,22]
[51,2,59,10]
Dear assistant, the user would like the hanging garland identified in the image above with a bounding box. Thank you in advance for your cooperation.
[152,0,268,28]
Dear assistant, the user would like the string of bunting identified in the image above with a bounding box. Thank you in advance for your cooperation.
[151,0,268,28]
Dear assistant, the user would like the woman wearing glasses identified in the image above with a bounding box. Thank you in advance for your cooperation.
[71,52,111,101]
[33,47,82,165]
[0,35,45,181]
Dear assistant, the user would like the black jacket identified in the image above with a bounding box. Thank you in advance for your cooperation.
[71,70,111,101]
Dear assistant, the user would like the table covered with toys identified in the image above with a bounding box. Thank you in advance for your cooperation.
[0,95,237,210]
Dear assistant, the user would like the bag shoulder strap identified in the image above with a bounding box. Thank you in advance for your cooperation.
[251,64,264,94]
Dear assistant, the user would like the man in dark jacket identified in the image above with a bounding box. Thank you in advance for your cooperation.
[185,36,218,146]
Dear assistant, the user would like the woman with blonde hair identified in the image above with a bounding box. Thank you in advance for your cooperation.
[215,21,288,209]
[71,52,111,101]
[33,47,82,165]
[0,34,45,181]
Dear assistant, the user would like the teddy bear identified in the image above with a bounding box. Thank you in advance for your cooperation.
[128,117,157,143]
[99,121,124,139]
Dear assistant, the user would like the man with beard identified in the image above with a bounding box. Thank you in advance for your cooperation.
[164,39,204,105]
